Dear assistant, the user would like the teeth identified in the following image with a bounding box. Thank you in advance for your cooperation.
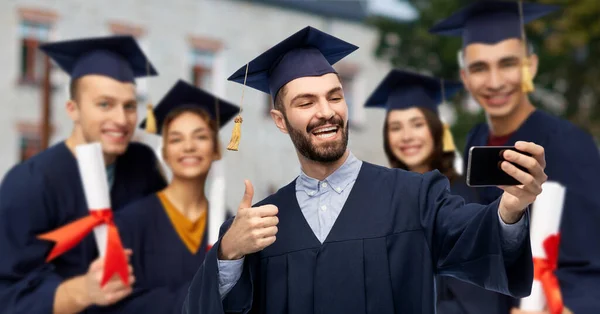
[313,126,337,134]
[316,132,335,139]
[106,131,125,138]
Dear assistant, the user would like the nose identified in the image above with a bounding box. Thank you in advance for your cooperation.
[487,68,505,91]
[183,137,196,152]
[112,107,127,126]
[315,99,334,121]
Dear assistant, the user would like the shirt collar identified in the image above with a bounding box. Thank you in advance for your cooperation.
[295,152,362,196]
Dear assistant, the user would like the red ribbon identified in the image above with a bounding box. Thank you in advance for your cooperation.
[37,209,129,287]
[533,234,563,314]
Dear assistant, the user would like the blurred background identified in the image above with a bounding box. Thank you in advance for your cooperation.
[0,0,598,213]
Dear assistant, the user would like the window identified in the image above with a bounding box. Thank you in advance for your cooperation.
[108,21,148,102]
[190,49,214,90]
[18,19,52,84]
[16,122,48,162]
[188,35,223,92]
[19,134,42,162]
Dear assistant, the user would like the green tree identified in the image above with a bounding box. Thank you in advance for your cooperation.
[368,0,600,148]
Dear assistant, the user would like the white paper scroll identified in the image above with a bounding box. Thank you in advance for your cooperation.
[75,143,111,257]
[208,159,227,245]
[520,181,566,311]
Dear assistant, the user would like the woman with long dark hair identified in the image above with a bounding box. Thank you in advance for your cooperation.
[101,80,239,313]
[366,69,512,314]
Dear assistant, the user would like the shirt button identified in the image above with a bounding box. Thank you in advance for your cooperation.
[321,182,328,188]
[308,191,315,196]
[321,205,327,211]
[336,187,341,192]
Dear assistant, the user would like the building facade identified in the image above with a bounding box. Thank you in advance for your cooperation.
[0,0,412,219]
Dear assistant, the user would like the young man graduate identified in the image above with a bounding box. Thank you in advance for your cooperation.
[0,35,167,314]
[431,1,600,313]
[183,26,548,314]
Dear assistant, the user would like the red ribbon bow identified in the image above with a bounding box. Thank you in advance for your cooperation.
[37,209,129,287]
[533,234,563,314]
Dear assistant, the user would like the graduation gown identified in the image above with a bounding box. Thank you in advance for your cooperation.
[464,109,600,313]
[435,177,514,314]
[0,142,167,314]
[183,162,533,314]
[93,194,208,313]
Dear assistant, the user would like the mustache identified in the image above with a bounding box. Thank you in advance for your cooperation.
[306,116,344,133]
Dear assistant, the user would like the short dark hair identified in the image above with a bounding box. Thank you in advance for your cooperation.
[273,85,287,112]
[69,79,79,101]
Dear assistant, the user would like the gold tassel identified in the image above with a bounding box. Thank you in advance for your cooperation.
[521,57,535,93]
[227,115,243,151]
[227,63,249,152]
[145,103,157,134]
[442,124,456,153]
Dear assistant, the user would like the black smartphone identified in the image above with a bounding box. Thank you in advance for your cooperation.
[466,146,531,187]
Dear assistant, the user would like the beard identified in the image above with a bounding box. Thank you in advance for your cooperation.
[284,114,349,163]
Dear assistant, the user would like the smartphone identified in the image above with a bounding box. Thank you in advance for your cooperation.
[466,146,530,187]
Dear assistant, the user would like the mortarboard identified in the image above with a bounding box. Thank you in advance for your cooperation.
[139,79,239,135]
[428,1,559,48]
[364,69,463,115]
[225,26,358,151]
[429,0,560,93]
[39,35,158,83]
[40,35,161,133]
[365,69,462,152]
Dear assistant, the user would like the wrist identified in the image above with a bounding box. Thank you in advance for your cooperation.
[499,206,524,224]
[70,275,92,308]
[218,233,243,260]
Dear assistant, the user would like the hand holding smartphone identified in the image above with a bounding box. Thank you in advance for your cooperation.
[466,146,532,187]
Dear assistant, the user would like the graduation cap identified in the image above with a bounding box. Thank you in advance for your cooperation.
[40,35,161,132]
[364,69,462,152]
[429,0,560,93]
[39,35,157,83]
[224,26,358,151]
[139,79,239,135]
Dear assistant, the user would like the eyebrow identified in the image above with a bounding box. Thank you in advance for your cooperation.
[289,86,343,105]
[94,94,137,106]
[167,127,208,137]
[468,55,521,70]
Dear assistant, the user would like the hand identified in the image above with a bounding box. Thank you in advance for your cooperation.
[498,141,548,224]
[219,180,279,260]
[510,307,573,314]
[83,249,135,306]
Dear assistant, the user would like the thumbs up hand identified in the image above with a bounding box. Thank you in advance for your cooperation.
[219,180,279,260]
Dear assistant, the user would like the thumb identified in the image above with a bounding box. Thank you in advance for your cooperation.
[239,179,254,209]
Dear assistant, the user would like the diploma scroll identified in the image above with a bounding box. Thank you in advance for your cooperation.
[520,181,566,314]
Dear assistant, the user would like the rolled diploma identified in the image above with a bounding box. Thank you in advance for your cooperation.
[75,143,111,257]
[520,181,566,311]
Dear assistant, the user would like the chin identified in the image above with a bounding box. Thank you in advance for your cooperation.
[101,143,129,157]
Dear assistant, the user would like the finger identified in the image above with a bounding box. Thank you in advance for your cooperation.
[503,150,545,179]
[257,236,276,249]
[515,141,546,169]
[101,279,128,293]
[89,257,105,272]
[257,226,278,238]
[239,180,254,209]
[105,287,133,304]
[255,205,278,218]
[499,185,526,198]
[257,216,279,228]
[500,162,541,194]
